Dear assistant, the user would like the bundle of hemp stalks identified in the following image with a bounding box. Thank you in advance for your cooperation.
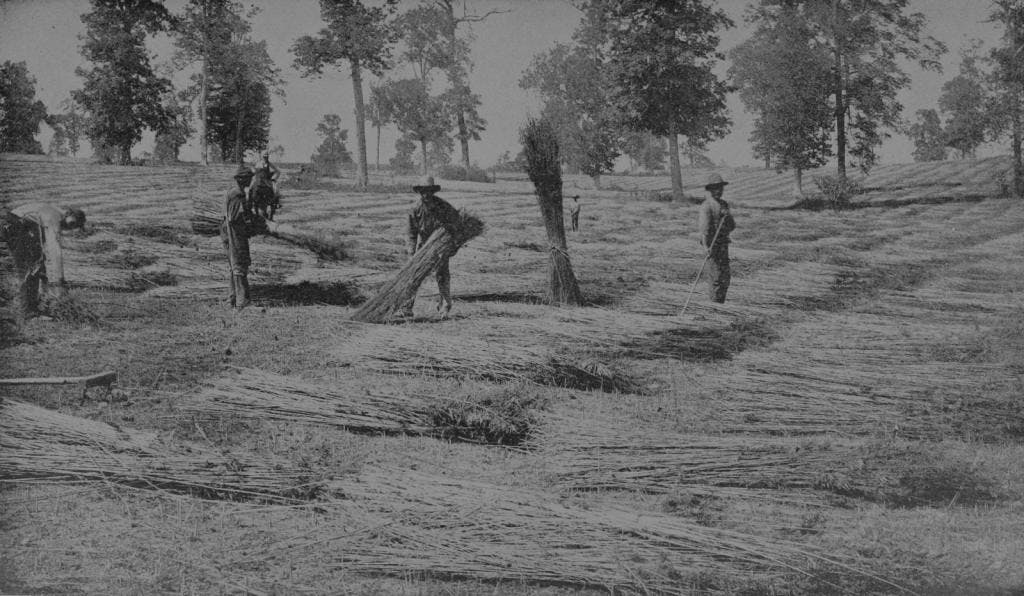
[190,194,346,261]
[0,398,322,503]
[351,210,483,322]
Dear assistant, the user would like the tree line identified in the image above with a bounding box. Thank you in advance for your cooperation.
[1,0,1021,198]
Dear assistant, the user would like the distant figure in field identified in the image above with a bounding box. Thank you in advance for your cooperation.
[247,150,281,220]
[222,166,266,310]
[697,174,736,303]
[569,195,581,232]
[0,203,86,319]
[401,175,461,319]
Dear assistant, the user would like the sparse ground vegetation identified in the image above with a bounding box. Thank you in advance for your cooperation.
[1,155,1022,594]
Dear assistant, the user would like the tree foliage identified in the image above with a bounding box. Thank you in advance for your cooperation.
[794,0,945,179]
[72,0,174,164]
[207,36,282,164]
[906,109,947,162]
[292,0,398,188]
[988,0,1024,196]
[520,40,620,187]
[47,98,88,158]
[0,61,48,154]
[377,77,450,174]
[311,114,352,177]
[939,46,990,159]
[730,3,833,187]
[172,0,249,165]
[588,0,732,197]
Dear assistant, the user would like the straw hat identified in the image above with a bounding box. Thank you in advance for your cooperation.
[413,175,441,193]
[704,173,728,190]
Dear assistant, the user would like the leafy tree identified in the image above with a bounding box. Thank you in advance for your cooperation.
[152,91,194,164]
[939,46,990,159]
[72,0,174,165]
[793,0,945,183]
[591,0,733,199]
[393,2,487,177]
[311,113,352,177]
[390,134,417,174]
[988,0,1024,197]
[431,0,494,172]
[47,98,87,157]
[207,37,283,164]
[379,77,450,174]
[0,61,48,154]
[173,0,249,166]
[292,0,399,188]
[520,40,620,188]
[730,3,833,195]
[906,108,947,162]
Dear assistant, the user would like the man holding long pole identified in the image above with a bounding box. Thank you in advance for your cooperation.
[696,174,736,304]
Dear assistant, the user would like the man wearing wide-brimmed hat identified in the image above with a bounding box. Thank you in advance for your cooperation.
[696,173,736,303]
[401,175,461,318]
[1,202,86,319]
[220,165,265,309]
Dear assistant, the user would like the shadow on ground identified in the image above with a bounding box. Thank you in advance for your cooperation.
[251,281,364,307]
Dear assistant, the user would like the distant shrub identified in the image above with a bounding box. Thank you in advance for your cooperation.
[813,175,863,209]
[436,164,493,183]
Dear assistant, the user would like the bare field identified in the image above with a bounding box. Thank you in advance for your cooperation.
[1,154,1023,595]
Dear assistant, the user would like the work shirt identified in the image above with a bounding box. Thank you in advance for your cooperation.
[250,161,280,191]
[11,203,66,287]
[407,194,460,253]
[697,197,735,252]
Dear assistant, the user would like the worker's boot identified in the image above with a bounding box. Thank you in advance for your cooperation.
[437,278,452,320]
[234,275,251,310]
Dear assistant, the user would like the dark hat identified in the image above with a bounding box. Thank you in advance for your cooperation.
[704,173,728,190]
[413,175,441,193]
[233,165,254,182]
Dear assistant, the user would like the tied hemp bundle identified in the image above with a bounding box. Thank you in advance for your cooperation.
[190,194,346,261]
[352,210,484,322]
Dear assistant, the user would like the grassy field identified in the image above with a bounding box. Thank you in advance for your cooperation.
[1,153,1022,595]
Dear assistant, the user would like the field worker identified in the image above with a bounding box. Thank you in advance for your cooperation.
[401,175,461,319]
[247,150,281,220]
[697,173,736,303]
[222,166,265,309]
[569,195,581,232]
[1,203,86,318]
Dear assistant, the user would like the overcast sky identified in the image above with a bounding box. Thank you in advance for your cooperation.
[0,0,1005,167]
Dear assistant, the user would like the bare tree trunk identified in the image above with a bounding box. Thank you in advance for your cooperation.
[420,140,429,175]
[458,110,471,172]
[832,0,847,187]
[375,124,381,172]
[199,43,209,165]
[350,60,369,188]
[1013,85,1024,198]
[667,126,683,200]
[793,168,804,197]
[233,112,243,164]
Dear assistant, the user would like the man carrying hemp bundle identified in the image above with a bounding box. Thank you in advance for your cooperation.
[697,173,736,303]
[400,175,461,319]
[221,166,267,310]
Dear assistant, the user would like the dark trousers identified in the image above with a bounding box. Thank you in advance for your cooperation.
[6,223,45,318]
[707,246,730,303]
